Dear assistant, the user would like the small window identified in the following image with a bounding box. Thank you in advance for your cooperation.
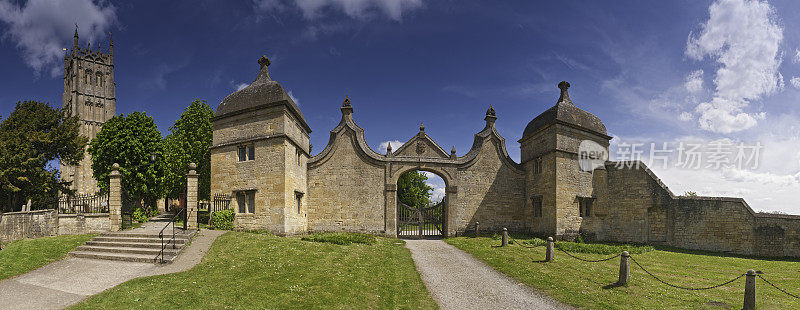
[238,145,254,162]
[579,197,593,217]
[297,149,302,166]
[237,190,255,214]
[534,157,543,174]
[532,196,543,218]
[295,191,303,214]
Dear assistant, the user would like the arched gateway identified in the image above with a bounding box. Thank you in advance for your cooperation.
[211,57,800,259]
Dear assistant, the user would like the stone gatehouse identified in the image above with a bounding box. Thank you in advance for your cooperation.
[211,56,800,257]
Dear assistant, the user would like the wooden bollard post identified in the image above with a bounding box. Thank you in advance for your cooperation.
[501,228,509,247]
[743,269,756,310]
[474,221,480,237]
[545,237,554,262]
[617,251,630,285]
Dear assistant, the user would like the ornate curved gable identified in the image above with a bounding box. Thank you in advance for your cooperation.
[392,123,450,159]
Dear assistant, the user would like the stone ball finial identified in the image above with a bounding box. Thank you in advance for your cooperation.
[112,163,120,170]
[188,162,197,170]
[343,94,351,107]
[258,55,271,68]
[622,251,630,256]
[486,105,496,117]
[547,236,554,242]
[558,81,570,91]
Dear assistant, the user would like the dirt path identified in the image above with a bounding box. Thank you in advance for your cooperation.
[404,239,572,310]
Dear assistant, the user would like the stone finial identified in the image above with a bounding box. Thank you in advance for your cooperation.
[73,24,79,47]
[420,122,425,132]
[188,162,197,170]
[486,105,496,117]
[484,105,498,124]
[386,142,392,154]
[112,163,120,170]
[258,55,271,68]
[450,146,456,159]
[343,94,351,107]
[557,81,573,104]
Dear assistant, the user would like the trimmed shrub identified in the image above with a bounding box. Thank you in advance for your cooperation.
[301,233,377,245]
[211,209,235,230]
[133,208,148,223]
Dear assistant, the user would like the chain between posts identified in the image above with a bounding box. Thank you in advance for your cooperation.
[629,255,746,290]
[756,274,800,299]
[556,247,621,262]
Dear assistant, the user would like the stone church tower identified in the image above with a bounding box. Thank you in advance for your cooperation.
[60,27,116,194]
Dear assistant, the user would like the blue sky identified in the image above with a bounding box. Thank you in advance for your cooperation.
[1,0,799,212]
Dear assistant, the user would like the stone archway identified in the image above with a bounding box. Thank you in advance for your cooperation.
[386,164,458,238]
[395,169,448,238]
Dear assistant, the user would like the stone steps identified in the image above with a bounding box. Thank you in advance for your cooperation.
[70,229,196,264]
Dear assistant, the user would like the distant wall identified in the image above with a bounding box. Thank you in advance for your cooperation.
[594,162,800,257]
[0,210,59,242]
[0,210,109,243]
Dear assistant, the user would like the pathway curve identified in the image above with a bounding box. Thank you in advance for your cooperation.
[0,229,225,310]
[404,239,572,310]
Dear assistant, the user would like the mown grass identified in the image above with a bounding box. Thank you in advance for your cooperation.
[71,232,437,309]
[510,236,654,255]
[301,232,377,245]
[447,236,800,309]
[0,234,95,280]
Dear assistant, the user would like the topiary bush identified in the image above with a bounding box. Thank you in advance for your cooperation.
[301,233,377,245]
[211,209,235,230]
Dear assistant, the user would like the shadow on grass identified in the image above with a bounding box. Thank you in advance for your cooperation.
[601,282,626,289]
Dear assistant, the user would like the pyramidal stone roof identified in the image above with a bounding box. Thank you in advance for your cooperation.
[521,81,607,140]
[215,56,310,132]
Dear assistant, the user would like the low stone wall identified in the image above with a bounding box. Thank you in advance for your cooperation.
[0,210,110,243]
[57,213,110,235]
[0,209,59,243]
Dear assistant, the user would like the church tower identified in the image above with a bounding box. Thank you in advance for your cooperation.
[60,27,116,194]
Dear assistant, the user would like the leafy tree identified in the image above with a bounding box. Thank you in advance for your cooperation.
[0,101,86,211]
[88,111,164,202]
[162,100,213,200]
[683,191,698,197]
[397,171,433,207]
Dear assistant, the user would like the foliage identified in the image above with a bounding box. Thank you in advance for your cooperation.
[397,170,433,207]
[162,100,213,200]
[88,111,164,202]
[447,237,800,309]
[71,232,437,309]
[0,234,95,280]
[211,209,234,230]
[0,101,86,211]
[682,191,698,197]
[133,207,148,223]
[301,232,377,245]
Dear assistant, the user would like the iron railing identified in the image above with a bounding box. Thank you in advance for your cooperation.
[157,207,186,264]
[37,194,109,214]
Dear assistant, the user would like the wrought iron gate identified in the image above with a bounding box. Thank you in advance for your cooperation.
[397,200,444,238]
[121,188,133,229]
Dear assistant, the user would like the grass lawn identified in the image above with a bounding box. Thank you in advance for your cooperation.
[0,234,95,280]
[71,232,438,309]
[446,236,800,309]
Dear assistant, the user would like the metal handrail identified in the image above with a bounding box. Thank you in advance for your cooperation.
[157,208,186,264]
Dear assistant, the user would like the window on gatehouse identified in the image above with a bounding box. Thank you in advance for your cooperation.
[534,157,543,174]
[579,197,594,217]
[238,144,254,162]
[532,196,543,217]
[295,191,303,214]
[236,190,255,214]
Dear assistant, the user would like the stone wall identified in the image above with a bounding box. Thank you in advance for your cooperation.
[57,213,110,235]
[0,210,59,242]
[592,161,800,257]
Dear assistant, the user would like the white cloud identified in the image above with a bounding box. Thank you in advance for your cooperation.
[684,70,704,93]
[679,112,693,121]
[288,90,300,105]
[794,48,800,64]
[378,140,403,153]
[685,0,783,133]
[791,77,800,89]
[420,171,446,203]
[235,83,249,91]
[0,0,117,77]
[254,0,423,21]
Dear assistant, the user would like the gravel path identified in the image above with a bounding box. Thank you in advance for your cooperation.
[0,229,225,310]
[405,239,572,310]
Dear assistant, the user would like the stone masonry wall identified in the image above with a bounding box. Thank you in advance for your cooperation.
[0,210,59,242]
[455,138,527,234]
[57,213,110,235]
[308,130,385,233]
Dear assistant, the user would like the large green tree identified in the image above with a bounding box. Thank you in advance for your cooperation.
[397,171,433,207]
[88,111,164,202]
[162,99,213,200]
[0,101,86,211]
